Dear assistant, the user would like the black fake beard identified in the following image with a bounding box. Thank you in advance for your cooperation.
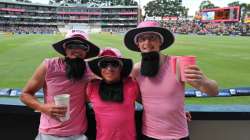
[65,57,86,81]
[141,51,160,77]
[99,80,124,102]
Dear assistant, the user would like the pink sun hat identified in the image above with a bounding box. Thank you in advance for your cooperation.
[52,29,100,58]
[99,47,122,58]
[88,47,133,78]
[124,21,175,52]
[65,29,89,40]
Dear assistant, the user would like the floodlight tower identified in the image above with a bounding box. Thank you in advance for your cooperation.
[137,0,142,22]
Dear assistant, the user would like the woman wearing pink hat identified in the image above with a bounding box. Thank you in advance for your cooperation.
[86,48,140,140]
[124,21,219,140]
[20,30,100,140]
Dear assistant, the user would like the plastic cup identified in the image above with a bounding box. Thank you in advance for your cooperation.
[54,94,70,122]
[179,56,196,82]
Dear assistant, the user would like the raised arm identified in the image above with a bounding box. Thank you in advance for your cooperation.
[185,65,219,96]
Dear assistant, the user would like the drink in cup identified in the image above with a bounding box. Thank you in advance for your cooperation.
[179,56,196,82]
[54,94,70,122]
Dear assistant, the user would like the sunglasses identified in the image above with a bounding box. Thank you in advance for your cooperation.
[98,59,122,69]
[137,34,161,43]
[65,41,89,52]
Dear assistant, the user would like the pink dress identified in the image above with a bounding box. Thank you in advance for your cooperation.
[39,57,93,136]
[133,56,189,139]
[86,77,139,140]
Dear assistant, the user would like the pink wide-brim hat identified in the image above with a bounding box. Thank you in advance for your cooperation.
[52,29,100,58]
[88,48,133,78]
[124,21,175,52]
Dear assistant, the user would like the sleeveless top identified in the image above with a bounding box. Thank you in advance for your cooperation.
[86,77,139,140]
[39,57,92,136]
[134,56,188,139]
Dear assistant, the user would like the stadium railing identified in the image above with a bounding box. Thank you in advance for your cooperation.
[0,88,43,97]
[1,87,250,98]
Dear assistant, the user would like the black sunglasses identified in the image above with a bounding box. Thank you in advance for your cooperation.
[98,59,122,69]
[65,41,89,52]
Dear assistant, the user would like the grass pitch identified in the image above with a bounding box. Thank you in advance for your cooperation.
[1,33,250,104]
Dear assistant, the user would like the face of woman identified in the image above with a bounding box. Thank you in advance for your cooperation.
[99,59,122,83]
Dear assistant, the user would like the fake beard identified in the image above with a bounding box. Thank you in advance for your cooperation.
[99,80,124,102]
[65,57,86,81]
[140,51,160,77]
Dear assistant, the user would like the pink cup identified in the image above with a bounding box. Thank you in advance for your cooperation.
[179,56,196,82]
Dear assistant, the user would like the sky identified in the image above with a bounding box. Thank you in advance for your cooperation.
[31,0,250,16]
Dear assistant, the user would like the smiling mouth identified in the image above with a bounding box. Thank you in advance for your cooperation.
[104,72,114,76]
[142,45,154,49]
[142,48,154,52]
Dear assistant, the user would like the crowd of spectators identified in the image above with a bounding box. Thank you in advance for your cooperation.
[101,27,134,33]
[101,20,250,36]
[162,20,250,36]
[0,21,249,36]
[0,25,59,34]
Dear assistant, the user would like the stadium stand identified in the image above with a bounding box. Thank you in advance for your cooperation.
[0,0,139,34]
[1,0,248,35]
[162,20,250,36]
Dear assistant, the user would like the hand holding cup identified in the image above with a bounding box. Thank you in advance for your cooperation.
[54,94,70,122]
[179,56,196,82]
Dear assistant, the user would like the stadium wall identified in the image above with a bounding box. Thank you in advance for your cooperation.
[1,100,250,140]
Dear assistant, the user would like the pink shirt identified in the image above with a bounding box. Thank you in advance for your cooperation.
[86,77,139,140]
[133,56,188,139]
[39,57,92,136]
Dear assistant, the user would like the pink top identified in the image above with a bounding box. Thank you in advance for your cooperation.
[39,57,93,136]
[86,77,139,140]
[133,56,188,139]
